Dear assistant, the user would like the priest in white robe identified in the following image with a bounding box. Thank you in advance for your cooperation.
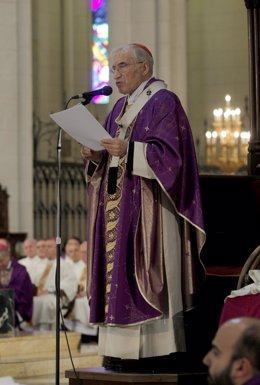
[32,238,78,331]
[64,242,97,336]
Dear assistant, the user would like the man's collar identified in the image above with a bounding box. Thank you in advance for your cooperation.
[127,76,153,105]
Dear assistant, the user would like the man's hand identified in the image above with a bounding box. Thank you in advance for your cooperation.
[76,291,87,299]
[38,290,49,296]
[100,138,128,157]
[81,146,102,163]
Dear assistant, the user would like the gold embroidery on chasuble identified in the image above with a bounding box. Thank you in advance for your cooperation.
[103,106,135,321]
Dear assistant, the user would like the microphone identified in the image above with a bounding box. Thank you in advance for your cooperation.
[72,85,113,100]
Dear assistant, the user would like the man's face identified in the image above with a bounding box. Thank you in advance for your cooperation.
[0,253,11,270]
[111,50,149,95]
[46,239,56,260]
[79,242,87,262]
[66,244,80,262]
[36,240,47,259]
[65,239,80,256]
[203,325,239,385]
[24,240,37,258]
[206,360,233,385]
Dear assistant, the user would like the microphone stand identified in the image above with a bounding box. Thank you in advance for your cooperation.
[55,124,62,385]
[55,95,80,385]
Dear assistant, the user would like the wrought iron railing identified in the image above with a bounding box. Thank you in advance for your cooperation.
[33,161,87,242]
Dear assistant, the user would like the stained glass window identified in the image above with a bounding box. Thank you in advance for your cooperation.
[91,0,109,104]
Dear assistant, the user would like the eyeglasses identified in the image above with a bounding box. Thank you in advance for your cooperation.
[110,62,143,75]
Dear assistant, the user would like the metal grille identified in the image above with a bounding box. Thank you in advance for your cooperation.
[33,161,87,242]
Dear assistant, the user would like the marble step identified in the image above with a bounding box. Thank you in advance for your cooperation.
[2,352,101,378]
[14,375,69,385]
[0,331,102,379]
[0,331,80,361]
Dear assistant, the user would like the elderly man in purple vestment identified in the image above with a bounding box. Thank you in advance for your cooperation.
[81,43,206,364]
[0,242,34,329]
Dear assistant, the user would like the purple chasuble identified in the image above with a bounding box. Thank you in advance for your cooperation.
[0,259,34,323]
[86,78,205,327]
[244,376,260,385]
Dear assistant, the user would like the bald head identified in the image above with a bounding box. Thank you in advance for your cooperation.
[217,317,260,356]
[229,318,260,371]
[219,317,258,347]
[203,317,260,385]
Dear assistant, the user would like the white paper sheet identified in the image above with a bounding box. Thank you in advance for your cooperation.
[50,103,111,150]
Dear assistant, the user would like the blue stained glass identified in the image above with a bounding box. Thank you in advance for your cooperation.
[91,0,109,104]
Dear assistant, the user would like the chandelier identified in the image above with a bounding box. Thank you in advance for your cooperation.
[205,95,250,174]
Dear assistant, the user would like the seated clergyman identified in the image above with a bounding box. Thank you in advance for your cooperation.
[0,242,34,329]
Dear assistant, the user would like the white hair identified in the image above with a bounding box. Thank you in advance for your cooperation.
[110,44,154,73]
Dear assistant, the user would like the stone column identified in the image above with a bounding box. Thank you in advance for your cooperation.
[156,0,187,109]
[63,0,91,104]
[0,0,33,236]
[244,0,260,175]
[108,0,187,109]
